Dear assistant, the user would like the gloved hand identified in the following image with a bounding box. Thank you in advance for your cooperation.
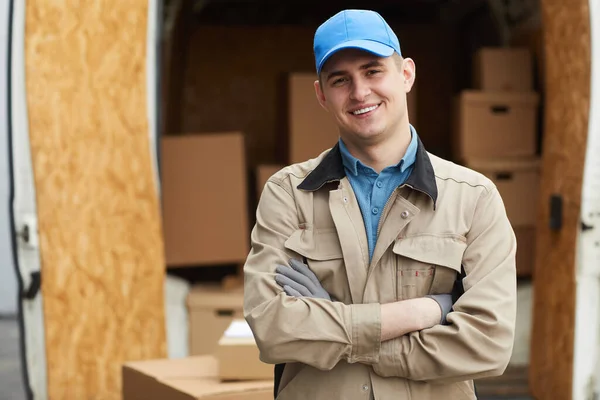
[275,258,332,301]
[425,294,453,325]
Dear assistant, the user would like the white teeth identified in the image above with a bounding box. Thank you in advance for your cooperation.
[352,105,379,115]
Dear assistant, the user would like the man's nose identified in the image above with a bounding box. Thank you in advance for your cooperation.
[350,79,371,101]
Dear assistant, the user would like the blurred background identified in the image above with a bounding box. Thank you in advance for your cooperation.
[1,0,599,399]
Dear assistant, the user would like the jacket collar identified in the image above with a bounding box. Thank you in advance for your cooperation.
[297,137,438,208]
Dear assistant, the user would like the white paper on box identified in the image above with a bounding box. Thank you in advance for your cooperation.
[223,319,254,339]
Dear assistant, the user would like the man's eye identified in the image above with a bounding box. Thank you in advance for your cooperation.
[367,69,381,75]
[332,78,346,85]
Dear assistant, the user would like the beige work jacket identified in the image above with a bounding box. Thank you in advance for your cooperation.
[244,139,517,399]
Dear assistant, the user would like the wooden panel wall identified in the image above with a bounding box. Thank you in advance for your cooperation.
[25,1,167,399]
[529,0,591,398]
[174,23,460,166]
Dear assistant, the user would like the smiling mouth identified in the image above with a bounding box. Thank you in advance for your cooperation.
[350,104,380,116]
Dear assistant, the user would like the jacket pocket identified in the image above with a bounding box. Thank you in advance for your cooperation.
[393,234,466,299]
[284,228,349,302]
[284,227,343,261]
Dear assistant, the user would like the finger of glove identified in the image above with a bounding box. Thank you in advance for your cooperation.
[275,274,312,297]
[314,287,332,301]
[283,285,303,298]
[289,258,320,286]
[276,265,316,294]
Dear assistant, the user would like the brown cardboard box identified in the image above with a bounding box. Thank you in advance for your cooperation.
[515,227,536,278]
[287,73,417,164]
[122,355,273,400]
[453,91,539,160]
[287,73,338,164]
[187,285,244,356]
[474,47,533,91]
[256,165,284,201]
[463,158,540,227]
[217,320,272,381]
[161,132,250,267]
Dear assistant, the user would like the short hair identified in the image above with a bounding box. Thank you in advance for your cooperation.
[392,53,404,69]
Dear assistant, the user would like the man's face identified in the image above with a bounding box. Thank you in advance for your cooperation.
[315,49,414,145]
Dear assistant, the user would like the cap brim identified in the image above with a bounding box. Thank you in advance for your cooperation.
[317,40,396,74]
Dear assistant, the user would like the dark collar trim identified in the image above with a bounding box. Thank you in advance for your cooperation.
[297,138,438,207]
[404,137,438,208]
[297,143,346,191]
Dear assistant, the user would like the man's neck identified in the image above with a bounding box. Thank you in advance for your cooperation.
[343,126,412,174]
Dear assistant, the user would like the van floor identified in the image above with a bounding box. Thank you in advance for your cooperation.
[0,317,26,400]
[0,317,532,400]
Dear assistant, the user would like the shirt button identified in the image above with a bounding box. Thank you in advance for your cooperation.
[372,207,379,215]
[376,181,383,188]
[401,210,409,219]
[362,384,369,391]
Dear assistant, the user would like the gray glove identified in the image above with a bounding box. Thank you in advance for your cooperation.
[425,294,453,325]
[275,258,332,301]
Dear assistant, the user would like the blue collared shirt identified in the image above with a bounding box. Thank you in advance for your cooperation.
[339,126,418,261]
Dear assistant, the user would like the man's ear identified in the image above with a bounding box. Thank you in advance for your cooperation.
[314,80,329,111]
[402,57,416,92]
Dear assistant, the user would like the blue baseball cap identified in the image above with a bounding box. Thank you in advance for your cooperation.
[313,9,402,74]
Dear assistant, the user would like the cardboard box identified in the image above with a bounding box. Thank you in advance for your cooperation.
[256,165,284,200]
[287,74,417,164]
[464,158,540,227]
[161,132,250,267]
[474,47,533,91]
[187,285,244,356]
[122,355,273,400]
[217,320,272,381]
[453,91,539,160]
[515,227,536,278]
[287,74,339,164]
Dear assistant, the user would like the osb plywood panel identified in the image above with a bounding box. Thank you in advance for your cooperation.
[177,24,458,166]
[529,1,591,399]
[24,1,167,399]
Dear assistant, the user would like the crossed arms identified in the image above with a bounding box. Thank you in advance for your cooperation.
[275,258,451,341]
[244,181,517,383]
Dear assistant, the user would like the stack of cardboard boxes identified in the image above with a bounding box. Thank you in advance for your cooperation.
[122,353,272,400]
[453,47,541,278]
[124,283,271,398]
[122,314,271,400]
[122,132,273,399]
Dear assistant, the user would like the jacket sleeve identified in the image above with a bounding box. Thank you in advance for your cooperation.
[244,178,382,370]
[373,186,517,383]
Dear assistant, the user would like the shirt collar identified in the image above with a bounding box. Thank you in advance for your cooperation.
[298,125,438,209]
[338,124,419,177]
[338,139,361,176]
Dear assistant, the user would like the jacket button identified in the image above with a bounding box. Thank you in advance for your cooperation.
[362,384,369,391]
[401,210,409,219]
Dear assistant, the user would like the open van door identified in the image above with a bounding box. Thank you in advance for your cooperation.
[573,1,600,398]
[7,0,49,398]
[6,0,165,398]
[0,0,18,320]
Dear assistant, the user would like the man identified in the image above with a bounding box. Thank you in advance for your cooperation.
[244,9,517,400]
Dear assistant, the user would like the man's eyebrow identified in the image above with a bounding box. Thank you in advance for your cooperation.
[325,60,385,81]
[325,70,347,81]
